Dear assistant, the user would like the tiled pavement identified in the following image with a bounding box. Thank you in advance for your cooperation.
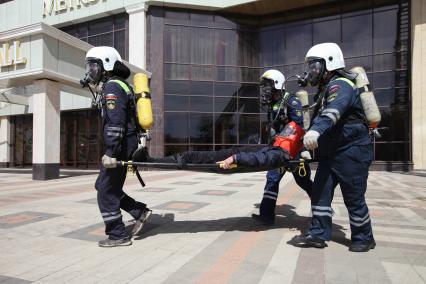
[0,169,425,284]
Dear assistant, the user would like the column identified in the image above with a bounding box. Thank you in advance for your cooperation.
[0,116,11,167]
[126,3,147,69]
[411,0,426,170]
[32,80,61,180]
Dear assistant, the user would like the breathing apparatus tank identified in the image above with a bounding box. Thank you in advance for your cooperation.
[350,67,381,129]
[133,73,154,145]
[295,90,310,129]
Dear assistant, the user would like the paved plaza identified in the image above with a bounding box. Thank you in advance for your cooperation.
[0,169,425,284]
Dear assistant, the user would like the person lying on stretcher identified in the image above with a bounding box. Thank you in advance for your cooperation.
[134,121,306,172]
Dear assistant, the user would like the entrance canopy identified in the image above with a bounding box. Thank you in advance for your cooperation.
[0,22,150,115]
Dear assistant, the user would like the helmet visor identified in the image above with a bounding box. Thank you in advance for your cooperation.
[259,78,275,106]
[84,60,103,85]
[304,58,325,86]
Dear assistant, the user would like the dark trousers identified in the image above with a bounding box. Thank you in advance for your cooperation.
[308,144,374,244]
[95,165,146,239]
[260,161,312,222]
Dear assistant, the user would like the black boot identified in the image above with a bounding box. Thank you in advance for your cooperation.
[290,234,327,248]
[349,239,376,252]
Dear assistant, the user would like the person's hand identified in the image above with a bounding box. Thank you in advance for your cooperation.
[216,155,235,169]
[303,130,320,150]
[300,151,312,160]
[102,155,117,168]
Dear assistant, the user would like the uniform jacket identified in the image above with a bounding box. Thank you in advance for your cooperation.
[101,78,137,159]
[310,76,371,156]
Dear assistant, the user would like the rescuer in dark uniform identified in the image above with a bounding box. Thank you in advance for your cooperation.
[81,46,151,247]
[251,70,313,226]
[291,43,375,252]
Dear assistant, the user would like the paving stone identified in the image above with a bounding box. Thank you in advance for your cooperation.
[152,201,209,213]
[195,190,237,196]
[0,212,61,229]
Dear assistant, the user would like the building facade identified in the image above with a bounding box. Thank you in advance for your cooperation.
[0,0,425,179]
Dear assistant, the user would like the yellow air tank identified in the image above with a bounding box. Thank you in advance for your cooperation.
[133,73,154,131]
[350,67,381,129]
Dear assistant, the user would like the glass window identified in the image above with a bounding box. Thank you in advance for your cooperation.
[215,82,240,97]
[239,84,259,98]
[190,96,213,112]
[215,66,240,82]
[61,14,128,60]
[260,27,285,66]
[164,25,190,63]
[373,8,398,53]
[165,64,190,80]
[190,113,213,143]
[164,95,189,111]
[191,81,213,96]
[191,65,213,81]
[239,114,260,144]
[341,12,373,57]
[239,98,260,113]
[214,114,237,144]
[89,19,111,35]
[215,29,238,66]
[160,3,409,162]
[164,80,190,95]
[165,113,189,143]
[165,11,190,25]
[313,17,341,45]
[373,53,396,71]
[88,34,113,47]
[191,27,214,64]
[190,13,214,27]
[215,97,238,113]
[284,23,312,64]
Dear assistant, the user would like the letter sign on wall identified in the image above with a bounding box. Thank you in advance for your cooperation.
[43,0,107,17]
[0,41,27,68]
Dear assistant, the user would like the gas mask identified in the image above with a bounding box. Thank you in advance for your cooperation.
[260,78,278,107]
[298,58,326,87]
[80,59,103,87]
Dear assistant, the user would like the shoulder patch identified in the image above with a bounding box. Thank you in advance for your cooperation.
[292,100,298,106]
[329,84,340,95]
[105,94,117,101]
[327,93,338,103]
[106,93,117,110]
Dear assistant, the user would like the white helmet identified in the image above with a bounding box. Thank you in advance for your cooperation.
[260,69,285,90]
[305,42,345,71]
[85,46,122,71]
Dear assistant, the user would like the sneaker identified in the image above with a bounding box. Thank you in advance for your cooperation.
[349,239,376,252]
[130,208,152,236]
[98,237,132,247]
[251,214,274,226]
[290,234,327,248]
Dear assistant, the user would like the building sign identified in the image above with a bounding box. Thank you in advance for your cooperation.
[0,41,27,68]
[43,0,107,17]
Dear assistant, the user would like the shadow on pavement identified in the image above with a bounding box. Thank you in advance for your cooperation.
[134,204,350,247]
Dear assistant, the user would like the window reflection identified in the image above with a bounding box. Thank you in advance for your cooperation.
[165,113,189,143]
[190,113,213,144]
[214,114,237,144]
[162,2,410,162]
[239,114,260,144]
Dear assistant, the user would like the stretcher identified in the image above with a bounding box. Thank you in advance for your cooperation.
[118,159,317,189]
